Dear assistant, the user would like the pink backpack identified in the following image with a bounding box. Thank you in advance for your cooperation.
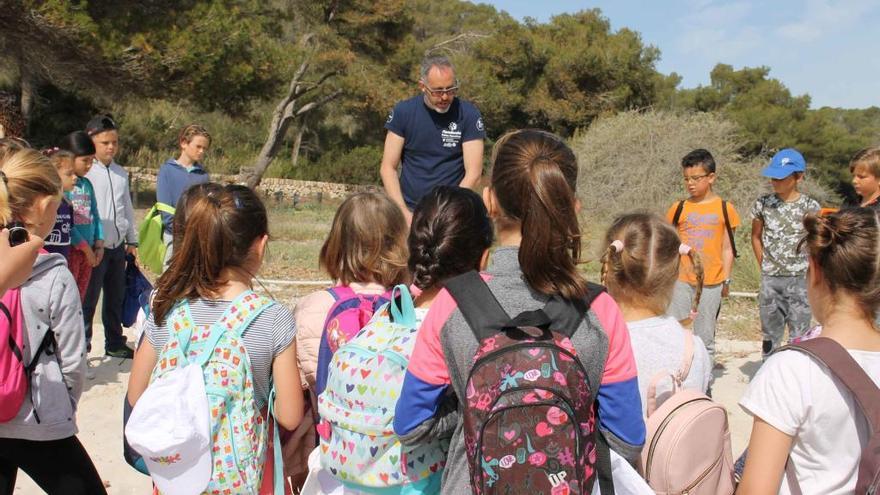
[322,287,388,353]
[639,330,735,495]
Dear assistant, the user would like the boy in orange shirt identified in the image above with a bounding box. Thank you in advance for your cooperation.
[666,149,740,364]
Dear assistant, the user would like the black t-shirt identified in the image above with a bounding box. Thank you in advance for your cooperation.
[385,95,485,208]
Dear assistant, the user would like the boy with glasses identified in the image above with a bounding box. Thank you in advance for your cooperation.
[380,55,485,224]
[666,149,740,366]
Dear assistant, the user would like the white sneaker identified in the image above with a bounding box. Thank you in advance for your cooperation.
[86,360,96,380]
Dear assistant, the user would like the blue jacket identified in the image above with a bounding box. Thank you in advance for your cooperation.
[156,159,209,232]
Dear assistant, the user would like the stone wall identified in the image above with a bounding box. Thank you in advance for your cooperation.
[129,168,378,203]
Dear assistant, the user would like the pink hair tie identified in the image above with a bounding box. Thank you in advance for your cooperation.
[679,243,692,256]
[688,309,699,320]
[610,240,624,253]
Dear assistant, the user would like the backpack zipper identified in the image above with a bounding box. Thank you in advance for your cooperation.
[644,397,710,482]
[681,449,724,494]
[468,341,592,394]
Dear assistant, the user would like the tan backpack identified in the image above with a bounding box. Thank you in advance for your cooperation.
[639,330,735,495]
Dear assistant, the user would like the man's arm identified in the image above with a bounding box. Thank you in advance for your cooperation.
[379,131,411,223]
[751,218,764,268]
[459,139,484,190]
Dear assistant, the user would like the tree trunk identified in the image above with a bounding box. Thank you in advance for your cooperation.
[291,122,306,168]
[18,50,37,132]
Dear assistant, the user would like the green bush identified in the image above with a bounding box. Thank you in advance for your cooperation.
[281,145,383,185]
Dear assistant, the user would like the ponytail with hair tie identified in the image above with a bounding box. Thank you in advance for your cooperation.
[683,246,704,319]
[600,240,625,286]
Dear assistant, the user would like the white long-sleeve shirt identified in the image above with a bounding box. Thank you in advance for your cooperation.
[86,159,137,249]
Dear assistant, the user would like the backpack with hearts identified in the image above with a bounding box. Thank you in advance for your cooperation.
[318,285,447,490]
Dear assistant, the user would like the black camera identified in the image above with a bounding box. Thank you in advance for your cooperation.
[6,222,29,247]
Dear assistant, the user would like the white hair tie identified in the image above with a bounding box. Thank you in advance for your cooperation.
[611,240,624,253]
[679,244,692,255]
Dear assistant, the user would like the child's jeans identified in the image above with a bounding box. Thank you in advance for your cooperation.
[759,274,811,357]
[68,249,93,302]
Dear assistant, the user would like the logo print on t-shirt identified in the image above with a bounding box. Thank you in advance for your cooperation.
[386,110,394,124]
[441,121,462,148]
[476,118,484,132]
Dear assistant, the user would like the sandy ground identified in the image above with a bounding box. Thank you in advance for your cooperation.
[14,329,764,494]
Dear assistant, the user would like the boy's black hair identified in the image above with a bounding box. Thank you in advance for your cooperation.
[59,131,97,157]
[681,148,716,174]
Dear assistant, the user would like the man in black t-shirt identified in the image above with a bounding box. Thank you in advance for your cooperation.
[379,55,486,223]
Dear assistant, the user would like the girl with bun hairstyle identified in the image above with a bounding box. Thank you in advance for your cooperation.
[738,209,880,494]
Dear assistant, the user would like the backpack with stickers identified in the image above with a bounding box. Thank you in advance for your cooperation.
[445,270,614,495]
[317,284,447,490]
[126,291,283,494]
[0,288,56,423]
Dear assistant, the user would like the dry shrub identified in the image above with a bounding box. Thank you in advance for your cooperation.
[570,110,833,290]
[572,110,834,222]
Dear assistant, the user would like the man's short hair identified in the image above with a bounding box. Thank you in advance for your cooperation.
[420,55,455,81]
[681,148,716,174]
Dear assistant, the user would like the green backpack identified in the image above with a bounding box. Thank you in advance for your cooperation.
[138,202,175,274]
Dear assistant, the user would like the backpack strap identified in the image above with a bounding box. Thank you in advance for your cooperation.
[445,270,511,340]
[155,202,176,215]
[165,300,197,364]
[721,200,739,258]
[782,338,880,432]
[195,291,275,368]
[671,200,686,227]
[645,329,695,416]
[446,271,591,340]
[388,284,416,328]
[327,286,356,302]
[267,384,285,495]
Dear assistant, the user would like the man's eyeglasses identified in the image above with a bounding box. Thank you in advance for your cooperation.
[422,84,459,97]
[683,173,712,184]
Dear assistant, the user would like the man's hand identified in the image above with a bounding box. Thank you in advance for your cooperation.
[0,229,43,294]
[722,280,731,298]
[126,245,138,258]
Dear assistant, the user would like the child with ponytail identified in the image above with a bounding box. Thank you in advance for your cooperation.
[738,209,880,494]
[395,129,645,494]
[0,148,106,494]
[127,184,303,494]
[601,212,712,415]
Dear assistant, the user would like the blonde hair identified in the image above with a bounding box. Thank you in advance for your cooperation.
[601,212,704,315]
[319,192,409,287]
[178,124,211,146]
[0,148,63,225]
[849,147,880,177]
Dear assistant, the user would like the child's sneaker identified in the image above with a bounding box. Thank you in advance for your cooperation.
[86,360,96,380]
[106,345,134,359]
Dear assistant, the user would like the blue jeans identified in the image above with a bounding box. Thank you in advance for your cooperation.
[83,245,127,351]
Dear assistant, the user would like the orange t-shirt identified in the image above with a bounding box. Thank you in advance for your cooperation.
[666,197,740,285]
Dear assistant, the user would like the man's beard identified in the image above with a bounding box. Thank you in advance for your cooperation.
[424,95,451,114]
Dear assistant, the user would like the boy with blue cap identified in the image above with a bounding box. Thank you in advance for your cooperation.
[750,148,821,357]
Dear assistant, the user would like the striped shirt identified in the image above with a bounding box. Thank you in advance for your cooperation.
[145,298,296,408]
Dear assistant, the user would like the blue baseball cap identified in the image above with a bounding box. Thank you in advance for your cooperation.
[762,148,806,179]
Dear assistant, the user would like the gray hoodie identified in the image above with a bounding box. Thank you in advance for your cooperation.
[0,252,86,441]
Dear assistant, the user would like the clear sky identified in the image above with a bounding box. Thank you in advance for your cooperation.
[475,0,879,109]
